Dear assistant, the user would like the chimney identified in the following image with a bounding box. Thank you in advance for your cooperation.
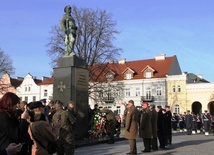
[155,54,166,60]
[118,58,126,64]
[197,74,203,79]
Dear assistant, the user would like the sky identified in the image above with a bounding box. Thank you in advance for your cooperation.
[0,0,214,81]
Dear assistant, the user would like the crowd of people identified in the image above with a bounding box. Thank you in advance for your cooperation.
[170,109,214,136]
[123,100,214,155]
[0,92,76,155]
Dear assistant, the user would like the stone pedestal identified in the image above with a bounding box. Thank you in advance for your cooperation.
[53,55,89,138]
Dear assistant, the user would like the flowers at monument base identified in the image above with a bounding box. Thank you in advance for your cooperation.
[89,109,106,138]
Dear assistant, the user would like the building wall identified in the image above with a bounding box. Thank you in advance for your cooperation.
[167,74,187,114]
[186,83,214,112]
[0,73,17,98]
[16,74,40,102]
[40,84,53,102]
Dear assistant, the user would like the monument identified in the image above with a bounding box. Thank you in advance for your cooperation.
[53,5,90,138]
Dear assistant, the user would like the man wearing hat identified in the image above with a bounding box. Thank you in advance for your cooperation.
[139,101,152,153]
[124,100,139,155]
[202,110,211,135]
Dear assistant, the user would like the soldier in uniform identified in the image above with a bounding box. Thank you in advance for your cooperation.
[202,110,211,135]
[52,100,76,155]
[185,110,192,135]
[101,108,116,144]
[139,102,152,153]
[191,112,197,134]
[124,100,139,155]
[149,104,158,150]
[196,114,202,133]
[171,113,179,132]
[165,106,172,145]
[178,114,185,132]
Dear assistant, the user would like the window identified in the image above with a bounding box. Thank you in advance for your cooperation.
[156,86,162,96]
[115,89,120,97]
[126,73,132,79]
[24,96,28,103]
[28,87,31,91]
[25,87,27,92]
[178,85,181,92]
[173,85,176,92]
[135,88,140,96]
[33,96,36,101]
[146,87,151,99]
[125,88,130,97]
[145,72,152,78]
[44,90,48,97]
[99,91,103,97]
[116,106,121,115]
[175,104,180,114]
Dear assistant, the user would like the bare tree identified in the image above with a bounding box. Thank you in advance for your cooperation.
[46,5,122,67]
[0,49,15,76]
[0,48,15,94]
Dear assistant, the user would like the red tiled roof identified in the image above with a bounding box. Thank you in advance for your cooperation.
[33,79,42,85]
[89,55,178,82]
[39,77,54,85]
[10,78,23,88]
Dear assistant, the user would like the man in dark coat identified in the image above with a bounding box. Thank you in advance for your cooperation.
[139,102,152,153]
[185,110,193,135]
[124,100,139,155]
[150,104,158,150]
[157,106,166,149]
[165,106,172,145]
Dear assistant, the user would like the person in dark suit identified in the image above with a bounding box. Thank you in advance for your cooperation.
[150,104,158,150]
[185,110,193,135]
[124,100,139,155]
[157,106,166,149]
[139,102,152,153]
[165,106,172,145]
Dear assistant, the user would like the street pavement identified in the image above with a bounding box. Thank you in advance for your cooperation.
[75,131,214,155]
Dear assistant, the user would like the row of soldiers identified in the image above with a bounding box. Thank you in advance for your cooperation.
[171,110,214,135]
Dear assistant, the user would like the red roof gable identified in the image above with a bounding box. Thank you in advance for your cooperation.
[89,55,178,82]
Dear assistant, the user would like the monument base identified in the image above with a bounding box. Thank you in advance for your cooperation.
[53,55,89,139]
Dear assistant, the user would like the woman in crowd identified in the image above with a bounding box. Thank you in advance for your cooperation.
[28,101,60,155]
[0,92,29,155]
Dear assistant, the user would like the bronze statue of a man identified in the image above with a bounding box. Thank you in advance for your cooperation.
[60,5,77,56]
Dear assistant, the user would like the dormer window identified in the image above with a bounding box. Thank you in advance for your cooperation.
[122,67,135,80]
[105,70,115,82]
[145,72,152,78]
[126,73,132,79]
[141,65,156,78]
